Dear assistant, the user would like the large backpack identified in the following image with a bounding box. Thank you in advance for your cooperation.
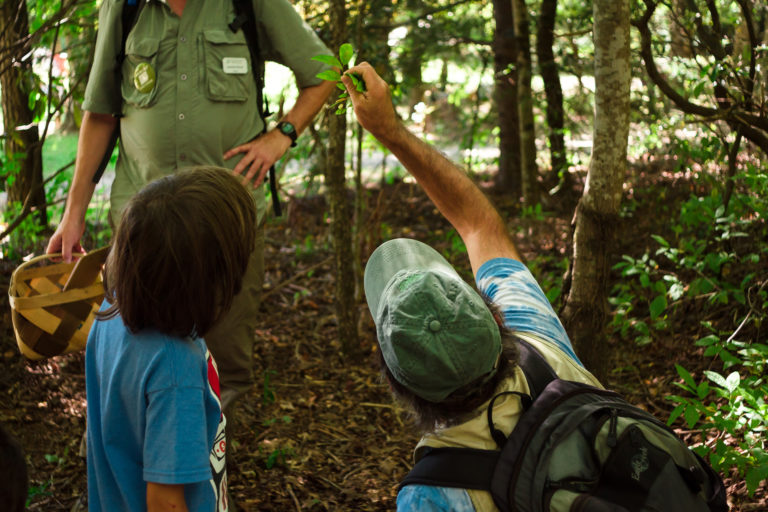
[399,339,728,512]
[94,0,281,216]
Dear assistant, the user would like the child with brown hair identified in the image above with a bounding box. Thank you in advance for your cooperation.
[86,166,257,512]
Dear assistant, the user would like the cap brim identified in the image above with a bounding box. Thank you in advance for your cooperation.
[364,238,461,321]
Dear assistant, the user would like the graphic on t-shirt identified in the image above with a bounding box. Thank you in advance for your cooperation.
[207,351,228,512]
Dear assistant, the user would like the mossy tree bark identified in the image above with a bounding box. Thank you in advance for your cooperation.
[511,0,538,205]
[561,0,631,380]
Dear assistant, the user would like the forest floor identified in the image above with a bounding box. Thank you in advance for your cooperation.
[0,162,765,511]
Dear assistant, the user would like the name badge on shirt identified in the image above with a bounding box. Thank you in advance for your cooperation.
[222,57,248,75]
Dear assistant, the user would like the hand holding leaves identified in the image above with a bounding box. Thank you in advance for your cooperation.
[313,43,366,115]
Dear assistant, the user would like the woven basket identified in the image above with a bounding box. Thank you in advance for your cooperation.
[8,248,109,360]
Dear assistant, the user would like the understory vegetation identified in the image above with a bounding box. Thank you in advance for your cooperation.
[1,0,766,509]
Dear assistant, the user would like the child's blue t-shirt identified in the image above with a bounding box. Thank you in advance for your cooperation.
[85,302,227,512]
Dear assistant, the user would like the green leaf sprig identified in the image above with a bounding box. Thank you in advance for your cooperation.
[312,43,366,115]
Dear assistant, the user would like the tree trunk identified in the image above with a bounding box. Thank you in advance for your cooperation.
[464,55,491,171]
[325,0,359,355]
[669,0,693,57]
[358,0,395,84]
[762,9,768,103]
[536,0,569,187]
[352,0,365,304]
[561,0,631,380]
[1,0,46,224]
[403,46,426,117]
[511,0,538,205]
[492,0,521,197]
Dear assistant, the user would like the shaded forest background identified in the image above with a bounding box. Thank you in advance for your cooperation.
[0,0,766,510]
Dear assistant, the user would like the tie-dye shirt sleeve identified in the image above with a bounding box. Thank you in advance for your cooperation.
[397,485,475,511]
[476,257,584,366]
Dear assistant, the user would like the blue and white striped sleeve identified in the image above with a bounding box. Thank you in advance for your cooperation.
[475,257,583,366]
[397,485,475,511]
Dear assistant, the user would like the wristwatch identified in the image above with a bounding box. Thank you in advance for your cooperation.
[276,121,298,147]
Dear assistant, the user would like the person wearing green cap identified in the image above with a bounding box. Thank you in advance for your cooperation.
[46,0,335,415]
[342,63,604,511]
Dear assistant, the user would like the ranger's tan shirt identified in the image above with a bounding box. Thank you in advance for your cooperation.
[83,0,329,222]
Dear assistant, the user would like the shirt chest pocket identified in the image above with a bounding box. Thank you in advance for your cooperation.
[201,29,252,102]
[121,38,160,108]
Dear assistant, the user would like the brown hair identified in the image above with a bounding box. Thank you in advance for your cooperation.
[379,297,519,432]
[98,166,257,338]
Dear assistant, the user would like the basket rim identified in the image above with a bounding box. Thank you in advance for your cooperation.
[8,252,84,299]
[8,248,109,299]
[10,282,106,311]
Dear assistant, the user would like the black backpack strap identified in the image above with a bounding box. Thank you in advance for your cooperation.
[515,337,558,400]
[229,0,269,121]
[398,343,559,496]
[117,0,144,73]
[693,452,729,512]
[93,0,145,184]
[486,390,530,449]
[398,447,499,492]
[230,0,282,217]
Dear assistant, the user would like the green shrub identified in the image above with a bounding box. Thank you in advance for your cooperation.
[669,335,768,495]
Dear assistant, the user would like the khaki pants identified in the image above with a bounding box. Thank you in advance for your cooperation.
[204,223,265,411]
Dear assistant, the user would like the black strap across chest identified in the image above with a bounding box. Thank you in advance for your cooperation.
[229,0,281,216]
[398,339,557,492]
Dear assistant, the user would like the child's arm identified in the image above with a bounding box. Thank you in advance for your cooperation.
[147,482,189,512]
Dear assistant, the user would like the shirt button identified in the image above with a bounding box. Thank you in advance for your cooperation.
[180,73,187,81]
[180,36,187,43]
[178,113,185,120]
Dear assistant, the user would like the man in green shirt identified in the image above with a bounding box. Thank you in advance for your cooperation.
[47,0,335,410]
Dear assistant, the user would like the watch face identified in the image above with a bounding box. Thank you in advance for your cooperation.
[278,122,297,147]
[280,122,296,135]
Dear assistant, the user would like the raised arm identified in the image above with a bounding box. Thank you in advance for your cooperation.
[341,63,521,274]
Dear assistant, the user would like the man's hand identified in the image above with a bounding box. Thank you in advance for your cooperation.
[226,80,334,188]
[342,63,521,271]
[340,62,400,140]
[46,110,114,262]
[46,212,86,263]
[224,129,292,189]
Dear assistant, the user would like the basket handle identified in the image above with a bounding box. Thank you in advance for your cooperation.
[64,246,110,290]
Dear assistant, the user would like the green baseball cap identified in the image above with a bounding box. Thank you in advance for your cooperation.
[364,238,502,403]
